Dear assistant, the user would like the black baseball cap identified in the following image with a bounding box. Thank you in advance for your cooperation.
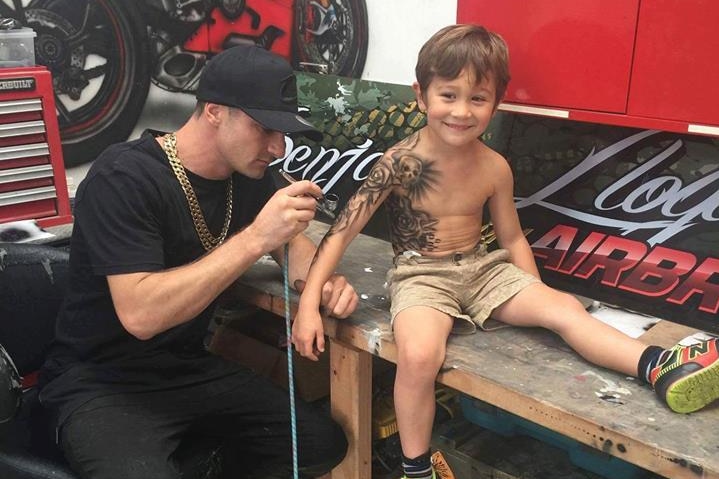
[196,45,322,141]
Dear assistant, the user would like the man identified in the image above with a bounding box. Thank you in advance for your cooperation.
[40,45,358,479]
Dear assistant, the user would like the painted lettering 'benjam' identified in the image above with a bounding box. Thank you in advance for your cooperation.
[272,137,382,193]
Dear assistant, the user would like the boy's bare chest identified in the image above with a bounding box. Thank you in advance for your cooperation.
[401,166,491,217]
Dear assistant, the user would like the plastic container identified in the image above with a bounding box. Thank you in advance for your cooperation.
[0,28,37,68]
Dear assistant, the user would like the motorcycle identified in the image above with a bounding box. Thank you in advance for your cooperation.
[2,0,368,166]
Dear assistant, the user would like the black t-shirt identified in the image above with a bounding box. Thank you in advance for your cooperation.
[40,130,275,424]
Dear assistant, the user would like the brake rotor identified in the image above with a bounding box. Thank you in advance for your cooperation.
[25,8,88,99]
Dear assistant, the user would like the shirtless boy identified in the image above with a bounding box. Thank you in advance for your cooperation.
[292,24,719,479]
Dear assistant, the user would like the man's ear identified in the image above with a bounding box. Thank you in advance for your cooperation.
[204,102,225,126]
[412,82,427,112]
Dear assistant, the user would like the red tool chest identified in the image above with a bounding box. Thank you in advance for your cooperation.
[0,66,72,227]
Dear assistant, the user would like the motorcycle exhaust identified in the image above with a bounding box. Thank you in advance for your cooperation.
[154,45,206,92]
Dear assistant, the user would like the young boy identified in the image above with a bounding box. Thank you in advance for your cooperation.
[292,24,719,479]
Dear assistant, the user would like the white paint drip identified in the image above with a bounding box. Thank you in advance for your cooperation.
[256,254,275,265]
[366,327,383,354]
[581,370,632,397]
[41,258,55,284]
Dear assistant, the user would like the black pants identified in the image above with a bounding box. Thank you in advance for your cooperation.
[58,367,347,479]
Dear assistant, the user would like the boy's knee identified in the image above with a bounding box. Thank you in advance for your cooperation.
[399,343,445,373]
[547,288,585,313]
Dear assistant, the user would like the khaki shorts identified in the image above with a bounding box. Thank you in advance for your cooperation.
[387,245,540,334]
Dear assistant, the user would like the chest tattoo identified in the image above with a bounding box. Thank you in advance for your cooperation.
[386,147,441,252]
[387,194,440,252]
[320,133,443,257]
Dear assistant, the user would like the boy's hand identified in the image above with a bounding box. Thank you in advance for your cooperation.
[292,307,325,361]
[295,275,358,319]
[292,275,358,360]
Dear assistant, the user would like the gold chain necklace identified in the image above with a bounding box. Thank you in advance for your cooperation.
[161,133,233,251]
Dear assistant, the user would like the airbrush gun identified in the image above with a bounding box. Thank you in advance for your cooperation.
[279,170,339,219]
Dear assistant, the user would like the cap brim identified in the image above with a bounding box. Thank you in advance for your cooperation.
[243,108,323,142]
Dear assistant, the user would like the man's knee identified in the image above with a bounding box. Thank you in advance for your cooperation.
[299,420,348,477]
[60,415,182,479]
[63,452,181,479]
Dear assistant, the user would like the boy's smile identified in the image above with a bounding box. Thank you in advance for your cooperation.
[414,69,498,148]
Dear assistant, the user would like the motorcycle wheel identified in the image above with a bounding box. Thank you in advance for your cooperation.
[5,0,151,167]
[293,0,368,78]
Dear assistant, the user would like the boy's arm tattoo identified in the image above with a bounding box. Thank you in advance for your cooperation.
[315,132,442,259]
[329,158,394,236]
[313,156,395,262]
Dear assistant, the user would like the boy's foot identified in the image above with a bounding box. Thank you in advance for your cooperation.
[430,450,456,479]
[650,338,719,413]
[399,450,456,479]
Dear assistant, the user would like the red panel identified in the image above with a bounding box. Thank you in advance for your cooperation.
[628,0,719,127]
[183,19,211,53]
[457,0,639,113]
[206,1,293,59]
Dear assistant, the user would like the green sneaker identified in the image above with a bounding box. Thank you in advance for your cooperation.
[650,337,719,413]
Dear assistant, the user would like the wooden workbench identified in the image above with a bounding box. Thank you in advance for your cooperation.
[227,221,719,479]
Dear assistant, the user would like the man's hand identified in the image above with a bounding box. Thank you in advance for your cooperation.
[292,275,358,360]
[246,181,325,253]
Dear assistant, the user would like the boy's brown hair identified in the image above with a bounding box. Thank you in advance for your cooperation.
[415,24,510,104]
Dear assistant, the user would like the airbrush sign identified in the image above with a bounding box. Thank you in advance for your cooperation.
[518,127,718,333]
